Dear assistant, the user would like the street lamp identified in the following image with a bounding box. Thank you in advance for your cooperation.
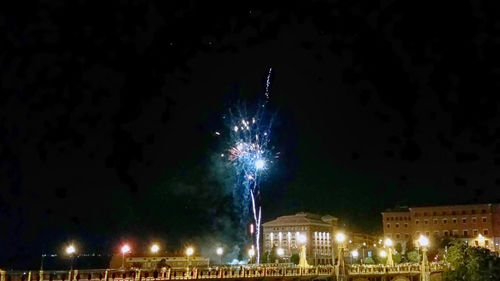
[216,247,223,264]
[351,250,359,264]
[151,244,160,254]
[418,236,430,281]
[186,247,194,271]
[121,244,131,269]
[248,248,255,263]
[277,248,284,263]
[297,234,309,268]
[379,250,387,258]
[384,238,394,267]
[335,232,346,281]
[65,245,76,271]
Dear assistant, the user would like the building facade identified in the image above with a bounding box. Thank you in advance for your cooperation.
[382,203,500,251]
[262,212,338,265]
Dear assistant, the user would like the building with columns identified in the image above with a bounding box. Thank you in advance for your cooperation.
[382,203,500,252]
[262,212,338,265]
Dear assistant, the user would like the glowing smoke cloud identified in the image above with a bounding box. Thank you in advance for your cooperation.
[218,68,275,264]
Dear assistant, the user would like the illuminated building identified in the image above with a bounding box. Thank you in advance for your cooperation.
[382,203,500,251]
[262,212,338,265]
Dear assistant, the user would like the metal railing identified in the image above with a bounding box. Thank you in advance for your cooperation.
[1,263,448,281]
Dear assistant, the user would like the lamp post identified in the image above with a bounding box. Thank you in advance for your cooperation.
[121,245,131,269]
[277,248,284,263]
[379,250,387,260]
[186,247,194,271]
[248,247,255,264]
[65,245,76,271]
[418,235,430,281]
[335,232,346,281]
[384,238,394,267]
[297,234,309,268]
[216,247,223,265]
[351,250,359,264]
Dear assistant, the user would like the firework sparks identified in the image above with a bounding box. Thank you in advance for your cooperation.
[218,67,275,264]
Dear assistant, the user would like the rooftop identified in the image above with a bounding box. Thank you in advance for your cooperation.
[262,212,337,227]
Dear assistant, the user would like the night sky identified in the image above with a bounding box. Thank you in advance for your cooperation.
[2,0,500,269]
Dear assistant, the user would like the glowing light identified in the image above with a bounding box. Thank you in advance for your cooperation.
[121,244,131,254]
[151,244,160,254]
[351,250,359,258]
[418,235,429,247]
[255,159,265,170]
[277,248,284,256]
[379,250,387,258]
[65,245,76,255]
[186,247,194,256]
[248,248,255,258]
[335,233,346,243]
[384,238,393,247]
[298,234,307,244]
[216,247,223,256]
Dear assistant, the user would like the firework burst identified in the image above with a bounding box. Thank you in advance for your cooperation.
[216,68,276,264]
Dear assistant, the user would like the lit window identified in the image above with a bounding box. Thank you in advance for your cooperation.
[482,217,487,223]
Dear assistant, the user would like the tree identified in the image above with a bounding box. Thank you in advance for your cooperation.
[406,250,420,263]
[290,253,300,265]
[405,237,415,253]
[445,240,500,281]
[392,252,402,264]
[395,243,403,254]
[363,257,375,264]
[268,245,277,263]
[260,251,269,264]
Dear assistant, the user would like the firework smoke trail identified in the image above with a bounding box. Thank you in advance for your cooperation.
[219,68,275,264]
